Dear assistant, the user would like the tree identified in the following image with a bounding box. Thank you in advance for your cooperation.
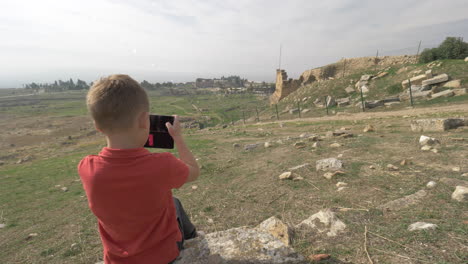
[419,37,468,63]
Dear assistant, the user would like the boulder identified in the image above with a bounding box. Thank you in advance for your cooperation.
[363,124,375,132]
[425,69,433,79]
[372,71,388,79]
[378,190,427,211]
[465,57,468,62]
[257,216,292,246]
[326,96,336,107]
[426,181,437,188]
[401,74,427,88]
[316,158,343,171]
[336,98,350,107]
[301,108,310,114]
[355,80,368,89]
[295,209,346,237]
[451,186,468,202]
[382,97,400,103]
[408,222,437,231]
[431,89,454,99]
[244,144,258,151]
[264,142,272,148]
[410,118,466,132]
[360,74,372,81]
[453,88,467,96]
[289,108,299,114]
[360,85,369,93]
[419,135,439,146]
[443,79,461,88]
[279,172,294,180]
[364,100,384,109]
[345,86,355,94]
[175,225,305,264]
[421,73,449,86]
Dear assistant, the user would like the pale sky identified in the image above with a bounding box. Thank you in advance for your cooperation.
[1,0,467,88]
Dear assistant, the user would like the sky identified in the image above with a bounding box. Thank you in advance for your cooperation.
[1,0,468,88]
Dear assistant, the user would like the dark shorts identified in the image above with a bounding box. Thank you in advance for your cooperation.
[169,197,197,264]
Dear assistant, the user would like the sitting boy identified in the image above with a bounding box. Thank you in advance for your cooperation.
[78,74,199,264]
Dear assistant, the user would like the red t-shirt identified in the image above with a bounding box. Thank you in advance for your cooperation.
[78,147,189,264]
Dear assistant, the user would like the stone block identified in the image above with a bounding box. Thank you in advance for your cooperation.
[365,100,384,109]
[410,118,466,132]
[443,79,461,88]
[430,89,454,99]
[422,73,449,86]
[453,88,467,96]
[345,86,355,94]
[336,97,350,107]
[402,74,427,88]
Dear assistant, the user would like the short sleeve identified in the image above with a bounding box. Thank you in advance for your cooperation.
[160,153,189,189]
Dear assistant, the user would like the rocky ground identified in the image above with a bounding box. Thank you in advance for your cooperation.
[0,93,467,263]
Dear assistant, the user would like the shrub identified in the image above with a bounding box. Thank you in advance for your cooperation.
[419,37,468,63]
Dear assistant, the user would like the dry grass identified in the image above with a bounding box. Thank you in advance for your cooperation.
[0,92,467,263]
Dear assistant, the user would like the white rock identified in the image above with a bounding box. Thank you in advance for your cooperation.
[451,186,468,202]
[0,223,6,228]
[279,172,293,180]
[465,57,468,62]
[452,167,461,172]
[61,187,68,192]
[330,143,341,148]
[316,158,343,171]
[312,142,320,148]
[337,187,347,192]
[426,181,437,188]
[175,225,304,264]
[408,222,438,231]
[419,135,439,146]
[296,209,346,237]
[257,216,292,246]
[336,182,348,187]
[264,142,272,148]
[191,185,198,190]
[421,145,432,151]
[244,144,258,151]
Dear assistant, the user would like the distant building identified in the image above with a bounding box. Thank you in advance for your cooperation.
[195,78,214,88]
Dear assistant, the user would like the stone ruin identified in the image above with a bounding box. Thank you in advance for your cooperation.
[269,69,304,104]
[270,55,418,104]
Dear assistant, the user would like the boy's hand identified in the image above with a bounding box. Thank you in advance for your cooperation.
[166,115,182,140]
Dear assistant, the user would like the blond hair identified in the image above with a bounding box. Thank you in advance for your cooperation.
[87,74,149,132]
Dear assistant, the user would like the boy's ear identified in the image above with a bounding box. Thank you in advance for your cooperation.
[138,111,149,129]
[93,120,103,133]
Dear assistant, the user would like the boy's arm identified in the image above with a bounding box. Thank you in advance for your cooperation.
[166,116,200,183]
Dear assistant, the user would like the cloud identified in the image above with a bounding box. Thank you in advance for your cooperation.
[0,0,467,87]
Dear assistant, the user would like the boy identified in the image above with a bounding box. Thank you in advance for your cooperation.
[78,74,199,264]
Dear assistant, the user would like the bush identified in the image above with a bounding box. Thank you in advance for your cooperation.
[419,37,468,63]
[320,64,337,79]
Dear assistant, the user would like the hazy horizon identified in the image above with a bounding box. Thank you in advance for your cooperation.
[1,0,468,88]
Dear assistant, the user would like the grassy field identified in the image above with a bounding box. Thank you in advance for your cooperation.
[0,86,467,263]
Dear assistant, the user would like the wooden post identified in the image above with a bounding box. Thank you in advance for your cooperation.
[408,79,414,107]
[342,58,346,78]
[416,40,422,57]
[275,104,280,120]
[360,87,365,112]
[325,96,329,115]
[255,107,259,122]
[297,101,301,118]
[242,111,246,124]
[374,50,379,72]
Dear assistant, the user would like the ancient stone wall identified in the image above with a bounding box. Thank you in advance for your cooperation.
[270,55,418,103]
[270,69,304,104]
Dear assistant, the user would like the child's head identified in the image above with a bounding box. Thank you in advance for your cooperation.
[87,74,149,138]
